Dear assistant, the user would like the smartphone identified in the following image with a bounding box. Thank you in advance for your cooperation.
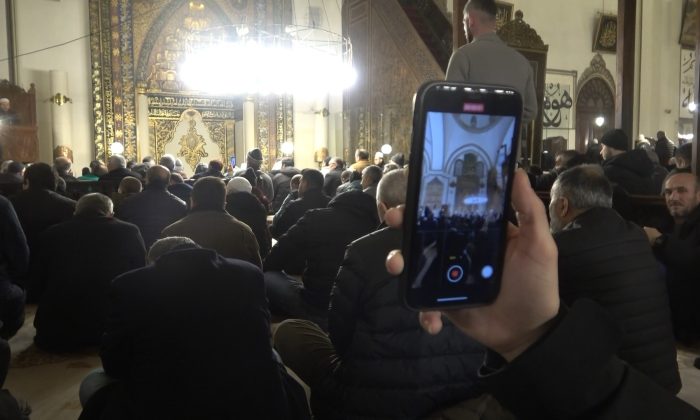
[230,156,237,169]
[401,81,522,310]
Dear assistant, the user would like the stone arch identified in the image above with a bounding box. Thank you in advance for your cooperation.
[575,55,616,152]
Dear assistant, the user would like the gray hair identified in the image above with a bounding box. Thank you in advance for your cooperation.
[75,193,113,217]
[148,236,198,263]
[377,168,408,209]
[109,154,126,169]
[551,164,612,210]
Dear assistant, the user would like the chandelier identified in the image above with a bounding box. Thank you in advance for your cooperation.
[180,24,356,96]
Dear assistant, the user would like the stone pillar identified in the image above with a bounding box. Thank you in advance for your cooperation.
[243,97,256,156]
[136,88,150,160]
[49,70,73,161]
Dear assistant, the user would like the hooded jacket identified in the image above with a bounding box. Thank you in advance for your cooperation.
[602,149,655,195]
[264,190,379,310]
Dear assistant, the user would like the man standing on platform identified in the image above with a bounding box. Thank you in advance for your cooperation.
[446,0,537,123]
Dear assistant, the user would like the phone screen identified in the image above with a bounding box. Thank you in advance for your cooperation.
[404,83,520,309]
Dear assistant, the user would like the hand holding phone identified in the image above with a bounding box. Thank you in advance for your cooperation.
[402,81,523,310]
[388,169,560,361]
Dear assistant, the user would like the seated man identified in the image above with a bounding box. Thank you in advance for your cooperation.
[225,177,272,259]
[274,169,486,418]
[79,237,308,419]
[162,177,261,267]
[167,172,192,205]
[264,189,379,326]
[99,155,143,186]
[0,196,28,339]
[645,169,700,344]
[322,157,343,197]
[549,165,680,393]
[116,165,187,249]
[361,164,382,198]
[385,170,699,419]
[270,158,301,213]
[10,162,76,301]
[190,159,225,180]
[270,169,330,239]
[33,193,146,352]
[0,161,24,184]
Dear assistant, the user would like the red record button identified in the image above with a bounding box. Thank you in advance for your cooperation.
[446,265,464,283]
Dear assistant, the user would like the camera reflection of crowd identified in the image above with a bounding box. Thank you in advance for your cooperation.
[415,205,503,287]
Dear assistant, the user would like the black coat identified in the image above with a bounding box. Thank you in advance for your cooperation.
[323,227,485,418]
[98,248,293,419]
[225,191,272,258]
[98,168,143,188]
[271,167,301,213]
[264,190,379,310]
[0,338,23,420]
[33,216,146,352]
[10,188,76,299]
[602,150,655,195]
[168,183,193,206]
[554,207,680,393]
[270,188,330,239]
[0,196,28,339]
[115,187,187,249]
[323,169,342,197]
[484,300,699,420]
[653,205,700,342]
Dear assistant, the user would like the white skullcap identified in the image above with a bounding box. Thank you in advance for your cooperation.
[374,152,384,158]
[0,98,9,104]
[226,177,252,195]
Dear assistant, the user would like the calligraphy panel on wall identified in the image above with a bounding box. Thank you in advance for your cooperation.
[543,69,577,150]
[680,49,695,119]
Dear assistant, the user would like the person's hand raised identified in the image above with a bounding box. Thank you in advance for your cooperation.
[386,169,560,361]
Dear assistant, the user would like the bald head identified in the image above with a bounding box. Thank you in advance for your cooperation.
[146,165,171,190]
[75,193,114,217]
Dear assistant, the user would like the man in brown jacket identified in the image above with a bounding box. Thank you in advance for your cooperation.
[161,177,262,268]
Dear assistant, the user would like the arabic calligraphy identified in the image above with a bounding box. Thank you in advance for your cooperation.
[680,50,696,119]
[543,83,573,128]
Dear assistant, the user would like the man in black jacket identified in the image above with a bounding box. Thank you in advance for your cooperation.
[270,169,330,239]
[385,169,699,419]
[645,169,700,344]
[116,165,187,248]
[0,196,28,339]
[275,169,487,418]
[600,129,655,195]
[270,158,301,213]
[33,193,146,352]
[549,165,680,392]
[10,162,76,301]
[322,157,344,196]
[98,155,143,187]
[79,237,307,419]
[264,190,378,325]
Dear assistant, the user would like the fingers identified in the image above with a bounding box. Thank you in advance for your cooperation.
[384,205,404,229]
[419,311,444,335]
[386,249,404,275]
[510,169,549,239]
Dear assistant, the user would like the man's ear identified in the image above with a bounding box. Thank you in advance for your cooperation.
[558,197,570,218]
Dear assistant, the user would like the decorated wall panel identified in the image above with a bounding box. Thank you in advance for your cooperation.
[89,0,293,168]
[342,0,444,163]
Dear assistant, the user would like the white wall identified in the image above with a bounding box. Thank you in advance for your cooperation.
[637,0,683,143]
[0,1,9,79]
[13,0,92,168]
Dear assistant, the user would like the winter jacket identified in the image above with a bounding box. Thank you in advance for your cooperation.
[264,190,379,310]
[33,216,146,352]
[271,167,301,213]
[602,150,655,195]
[270,188,330,239]
[225,191,272,259]
[116,187,187,249]
[554,207,680,393]
[321,226,485,418]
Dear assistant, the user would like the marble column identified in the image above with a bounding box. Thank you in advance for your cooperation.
[49,70,73,161]
[136,88,150,160]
